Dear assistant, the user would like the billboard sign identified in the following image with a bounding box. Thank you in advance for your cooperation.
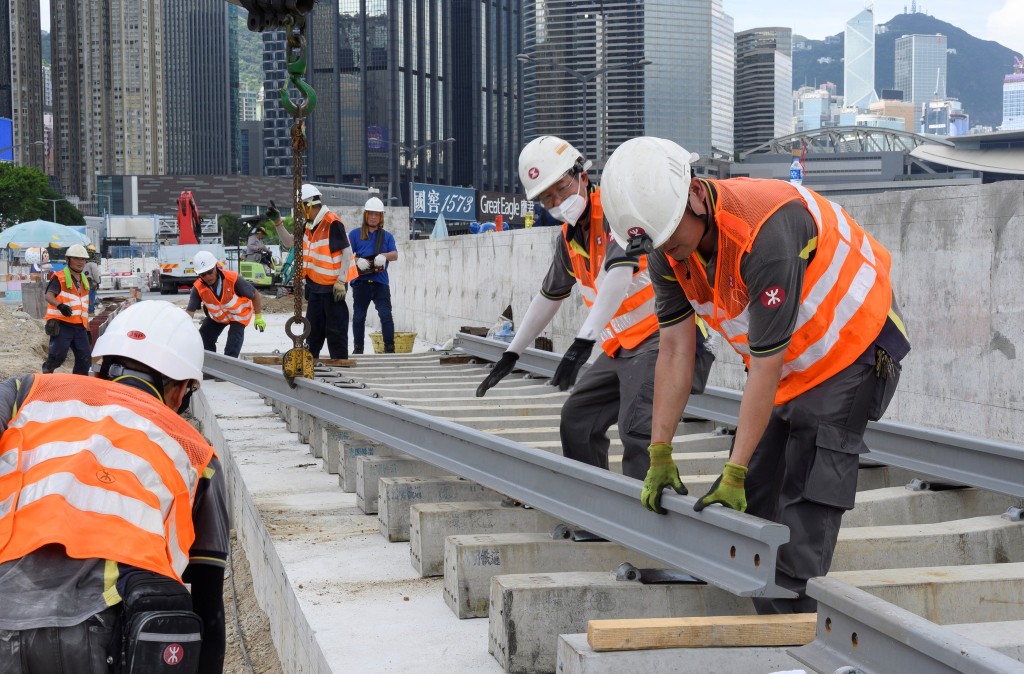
[367,125,389,151]
[477,191,535,226]
[411,183,475,221]
[0,118,12,161]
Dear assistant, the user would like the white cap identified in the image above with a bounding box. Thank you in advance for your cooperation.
[300,184,322,203]
[192,250,218,274]
[364,196,385,213]
[518,136,584,200]
[601,137,699,250]
[93,300,204,382]
[65,244,89,259]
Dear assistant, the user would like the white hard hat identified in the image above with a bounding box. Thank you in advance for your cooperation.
[601,137,700,250]
[65,244,89,259]
[518,136,585,200]
[300,184,322,203]
[192,250,218,274]
[93,300,204,382]
[364,196,384,213]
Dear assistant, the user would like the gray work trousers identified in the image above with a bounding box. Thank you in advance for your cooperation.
[747,357,900,614]
[0,607,118,673]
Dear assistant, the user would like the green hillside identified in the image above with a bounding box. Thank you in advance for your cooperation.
[233,9,264,93]
[793,12,1023,128]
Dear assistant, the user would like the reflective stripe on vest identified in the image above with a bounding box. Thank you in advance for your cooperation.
[668,179,891,405]
[0,374,215,580]
[564,188,658,357]
[44,268,90,328]
[303,210,343,285]
[193,268,254,326]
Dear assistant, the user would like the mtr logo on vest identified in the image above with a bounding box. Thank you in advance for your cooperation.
[761,286,786,308]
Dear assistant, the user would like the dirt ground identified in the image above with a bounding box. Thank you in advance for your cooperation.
[0,302,283,672]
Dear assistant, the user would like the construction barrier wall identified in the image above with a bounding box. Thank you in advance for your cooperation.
[387,180,1024,445]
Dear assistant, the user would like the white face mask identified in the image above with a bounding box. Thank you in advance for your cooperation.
[547,179,586,225]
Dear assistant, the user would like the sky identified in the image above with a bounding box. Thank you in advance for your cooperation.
[39,0,1023,58]
[725,0,1024,56]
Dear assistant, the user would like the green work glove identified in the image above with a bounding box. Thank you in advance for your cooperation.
[640,443,687,514]
[332,278,347,302]
[266,200,280,222]
[693,462,748,513]
[254,314,266,332]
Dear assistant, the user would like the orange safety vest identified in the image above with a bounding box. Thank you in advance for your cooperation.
[668,178,892,405]
[193,268,254,326]
[564,188,659,357]
[0,374,216,581]
[303,210,344,286]
[45,268,90,329]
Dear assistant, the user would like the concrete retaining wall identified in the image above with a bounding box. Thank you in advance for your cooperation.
[387,181,1024,444]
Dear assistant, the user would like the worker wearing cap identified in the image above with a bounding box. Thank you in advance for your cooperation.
[299,184,352,360]
[476,136,714,481]
[346,196,398,354]
[186,250,264,359]
[0,301,229,673]
[245,226,273,267]
[600,136,910,613]
[41,244,92,375]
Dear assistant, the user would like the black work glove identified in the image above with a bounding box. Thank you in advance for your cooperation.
[475,352,519,397]
[550,338,595,391]
[57,303,73,317]
[266,200,280,222]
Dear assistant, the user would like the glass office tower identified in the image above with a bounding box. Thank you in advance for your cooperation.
[895,33,947,115]
[844,9,878,110]
[734,28,793,155]
[521,0,733,166]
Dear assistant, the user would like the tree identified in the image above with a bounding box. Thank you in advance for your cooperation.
[0,164,84,229]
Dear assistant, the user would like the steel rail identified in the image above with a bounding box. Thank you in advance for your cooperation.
[204,352,794,598]
[789,578,1024,674]
[455,334,1024,499]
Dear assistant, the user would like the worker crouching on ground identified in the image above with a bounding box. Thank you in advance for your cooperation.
[476,136,714,481]
[299,184,352,360]
[187,250,265,359]
[601,137,910,613]
[41,243,92,375]
[0,300,229,673]
[347,196,398,354]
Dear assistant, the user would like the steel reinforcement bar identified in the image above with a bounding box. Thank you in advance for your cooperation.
[204,352,794,599]
[455,334,1024,499]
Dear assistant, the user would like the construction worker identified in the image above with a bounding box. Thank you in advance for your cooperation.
[186,249,265,359]
[476,136,714,480]
[83,257,101,315]
[0,300,228,673]
[41,243,92,375]
[601,137,910,613]
[347,196,398,354]
[245,225,273,267]
[299,184,352,360]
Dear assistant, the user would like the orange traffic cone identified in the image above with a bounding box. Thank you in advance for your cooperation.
[495,214,504,232]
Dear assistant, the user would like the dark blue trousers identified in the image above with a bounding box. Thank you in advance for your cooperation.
[199,318,246,358]
[306,291,349,359]
[351,281,394,352]
[42,322,91,375]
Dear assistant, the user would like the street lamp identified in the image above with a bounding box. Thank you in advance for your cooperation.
[38,197,69,223]
[0,140,44,165]
[377,137,456,207]
[516,53,651,163]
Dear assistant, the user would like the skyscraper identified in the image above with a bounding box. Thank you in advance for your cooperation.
[1,0,44,169]
[261,30,302,179]
[164,0,239,175]
[52,0,165,199]
[844,9,878,110]
[521,0,733,166]
[895,33,947,115]
[734,27,793,154]
[1002,58,1024,131]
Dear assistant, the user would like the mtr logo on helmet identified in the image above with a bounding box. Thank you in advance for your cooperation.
[627,226,647,238]
[127,330,146,341]
[528,167,539,180]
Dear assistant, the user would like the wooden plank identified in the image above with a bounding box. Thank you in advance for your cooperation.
[587,614,817,652]
[251,356,357,367]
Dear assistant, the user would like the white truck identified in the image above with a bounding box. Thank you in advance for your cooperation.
[150,191,227,295]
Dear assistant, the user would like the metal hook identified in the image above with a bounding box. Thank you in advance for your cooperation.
[280,76,318,117]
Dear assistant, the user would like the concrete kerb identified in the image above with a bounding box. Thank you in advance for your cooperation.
[410,502,562,578]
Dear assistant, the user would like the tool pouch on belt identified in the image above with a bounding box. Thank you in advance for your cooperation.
[44,318,61,337]
[112,571,203,674]
[689,347,716,396]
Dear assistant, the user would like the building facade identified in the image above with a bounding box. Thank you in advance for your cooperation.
[895,33,947,114]
[734,27,792,155]
[844,9,877,110]
[163,0,239,175]
[1,0,44,169]
[52,0,165,200]
[1003,70,1024,131]
[261,30,302,178]
[521,0,733,166]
